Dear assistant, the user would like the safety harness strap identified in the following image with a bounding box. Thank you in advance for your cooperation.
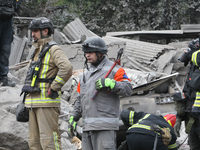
[31,41,57,87]
[185,116,195,134]
[37,77,55,83]
[22,41,57,94]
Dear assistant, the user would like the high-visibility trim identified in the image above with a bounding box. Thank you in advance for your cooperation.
[196,92,200,99]
[25,98,60,104]
[168,143,177,149]
[129,111,134,125]
[129,124,151,130]
[26,97,61,101]
[128,123,163,136]
[40,49,51,98]
[192,50,199,66]
[164,117,172,126]
[55,76,65,85]
[83,117,119,125]
[129,114,151,130]
[164,116,172,126]
[53,132,60,150]
[35,67,39,71]
[31,75,37,86]
[31,67,39,86]
[139,114,150,122]
[167,120,172,126]
[193,100,200,107]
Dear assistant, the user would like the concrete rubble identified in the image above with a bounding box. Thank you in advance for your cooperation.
[0,17,192,149]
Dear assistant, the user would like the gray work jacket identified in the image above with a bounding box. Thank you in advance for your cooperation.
[72,57,132,131]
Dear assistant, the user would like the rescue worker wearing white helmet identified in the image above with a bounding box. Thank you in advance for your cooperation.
[22,17,73,150]
[68,36,132,150]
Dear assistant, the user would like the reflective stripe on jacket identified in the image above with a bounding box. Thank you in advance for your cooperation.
[25,38,72,108]
[191,50,200,112]
[72,57,132,131]
[192,92,200,112]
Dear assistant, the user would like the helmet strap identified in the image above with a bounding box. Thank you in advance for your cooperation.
[92,52,105,67]
[84,54,89,70]
[40,30,50,39]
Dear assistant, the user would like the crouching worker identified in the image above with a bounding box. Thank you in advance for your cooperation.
[22,17,73,150]
[120,110,178,150]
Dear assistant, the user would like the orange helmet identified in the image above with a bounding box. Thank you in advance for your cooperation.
[164,114,176,128]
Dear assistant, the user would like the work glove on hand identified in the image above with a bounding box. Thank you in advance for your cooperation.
[162,128,172,146]
[174,118,182,137]
[95,78,116,90]
[48,88,58,99]
[68,116,77,137]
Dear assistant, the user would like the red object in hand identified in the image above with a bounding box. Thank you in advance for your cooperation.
[48,87,51,96]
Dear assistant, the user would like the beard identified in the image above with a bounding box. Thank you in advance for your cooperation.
[32,36,38,42]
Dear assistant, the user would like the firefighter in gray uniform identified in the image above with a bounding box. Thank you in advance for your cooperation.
[68,36,132,150]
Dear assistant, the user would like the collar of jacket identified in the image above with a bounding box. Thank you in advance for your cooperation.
[32,38,52,49]
[32,38,52,61]
[89,56,107,72]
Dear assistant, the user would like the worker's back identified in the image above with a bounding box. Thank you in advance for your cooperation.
[120,110,178,150]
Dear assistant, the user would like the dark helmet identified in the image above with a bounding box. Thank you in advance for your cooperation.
[28,17,54,35]
[120,110,131,126]
[82,36,107,54]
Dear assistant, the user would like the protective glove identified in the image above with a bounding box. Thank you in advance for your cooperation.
[68,116,77,137]
[48,88,58,99]
[174,118,182,137]
[162,128,172,146]
[95,78,116,90]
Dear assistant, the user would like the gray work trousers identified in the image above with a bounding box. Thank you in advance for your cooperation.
[82,130,117,150]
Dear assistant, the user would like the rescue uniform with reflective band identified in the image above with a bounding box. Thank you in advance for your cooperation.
[25,38,73,150]
[72,57,132,150]
[126,111,177,150]
[191,50,200,112]
[187,50,200,150]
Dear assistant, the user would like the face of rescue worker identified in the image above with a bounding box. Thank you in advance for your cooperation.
[85,52,103,63]
[31,29,48,42]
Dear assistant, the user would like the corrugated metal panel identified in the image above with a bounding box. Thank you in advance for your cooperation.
[106,30,184,37]
[102,36,176,72]
[62,18,97,41]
